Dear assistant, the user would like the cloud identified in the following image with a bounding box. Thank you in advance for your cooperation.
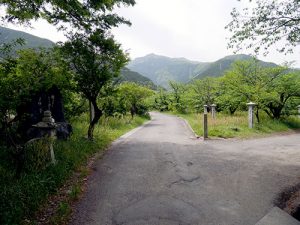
[2,0,299,66]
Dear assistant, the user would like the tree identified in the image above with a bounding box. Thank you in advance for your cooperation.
[226,0,300,54]
[118,82,154,118]
[0,0,135,32]
[221,59,291,120]
[169,81,187,113]
[154,88,171,112]
[0,47,71,136]
[262,72,300,119]
[60,31,128,139]
[190,77,218,112]
[216,76,245,115]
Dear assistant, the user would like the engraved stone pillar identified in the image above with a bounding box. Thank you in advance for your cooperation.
[211,104,216,119]
[247,102,256,129]
[204,104,208,114]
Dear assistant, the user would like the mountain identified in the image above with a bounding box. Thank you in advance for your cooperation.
[127,54,210,88]
[128,54,279,88]
[192,54,278,80]
[0,27,155,88]
[117,68,157,90]
[0,26,54,50]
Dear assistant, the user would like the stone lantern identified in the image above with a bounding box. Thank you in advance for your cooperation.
[32,110,57,164]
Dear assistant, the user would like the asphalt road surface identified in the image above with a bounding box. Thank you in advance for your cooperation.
[70,112,300,225]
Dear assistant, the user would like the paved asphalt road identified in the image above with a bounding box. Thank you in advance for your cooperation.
[70,112,300,225]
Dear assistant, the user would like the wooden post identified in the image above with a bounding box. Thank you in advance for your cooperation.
[203,113,208,140]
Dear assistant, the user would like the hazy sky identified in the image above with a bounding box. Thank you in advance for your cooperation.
[5,0,300,66]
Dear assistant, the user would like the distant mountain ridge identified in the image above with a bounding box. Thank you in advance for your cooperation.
[0,26,54,50]
[128,54,210,88]
[128,54,279,88]
[0,26,155,88]
[117,68,157,89]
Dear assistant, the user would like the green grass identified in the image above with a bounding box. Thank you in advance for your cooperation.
[174,111,300,138]
[0,114,148,225]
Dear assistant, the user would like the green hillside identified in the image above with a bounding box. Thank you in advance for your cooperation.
[128,54,279,88]
[0,27,155,88]
[127,54,208,88]
[117,68,157,90]
[0,26,54,50]
[192,54,277,80]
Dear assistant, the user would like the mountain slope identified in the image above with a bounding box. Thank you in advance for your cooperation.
[0,26,54,50]
[0,27,155,89]
[127,54,209,88]
[117,68,157,89]
[128,54,279,87]
[193,54,278,80]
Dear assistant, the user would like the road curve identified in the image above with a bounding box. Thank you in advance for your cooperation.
[70,112,300,225]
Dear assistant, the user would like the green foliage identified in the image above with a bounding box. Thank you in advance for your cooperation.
[178,112,300,139]
[189,77,218,112]
[226,0,300,54]
[0,47,72,146]
[0,0,135,33]
[0,114,148,225]
[118,82,154,117]
[63,92,88,120]
[23,137,53,172]
[153,88,171,112]
[152,59,300,121]
[0,47,71,112]
[220,59,299,119]
[169,81,187,113]
[60,30,129,139]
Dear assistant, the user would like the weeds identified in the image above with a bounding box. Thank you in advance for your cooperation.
[176,111,300,138]
[0,114,148,225]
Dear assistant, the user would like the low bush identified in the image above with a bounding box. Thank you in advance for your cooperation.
[0,114,148,225]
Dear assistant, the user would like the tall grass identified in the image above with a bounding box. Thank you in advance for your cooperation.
[0,114,148,225]
[177,111,300,138]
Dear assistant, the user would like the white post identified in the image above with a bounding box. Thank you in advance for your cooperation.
[211,104,216,119]
[298,105,300,118]
[204,105,208,114]
[247,102,256,129]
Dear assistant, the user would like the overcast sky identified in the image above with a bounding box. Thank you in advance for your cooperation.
[5,0,300,66]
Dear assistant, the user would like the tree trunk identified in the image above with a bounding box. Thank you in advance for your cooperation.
[255,107,260,123]
[87,99,102,140]
[130,104,137,119]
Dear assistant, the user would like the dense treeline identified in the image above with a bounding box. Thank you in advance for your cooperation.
[0,45,153,142]
[0,44,153,224]
[152,58,300,120]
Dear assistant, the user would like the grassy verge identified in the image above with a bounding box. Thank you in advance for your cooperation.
[0,114,148,225]
[172,111,300,138]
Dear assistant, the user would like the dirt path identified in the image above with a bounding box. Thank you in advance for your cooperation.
[70,112,300,225]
